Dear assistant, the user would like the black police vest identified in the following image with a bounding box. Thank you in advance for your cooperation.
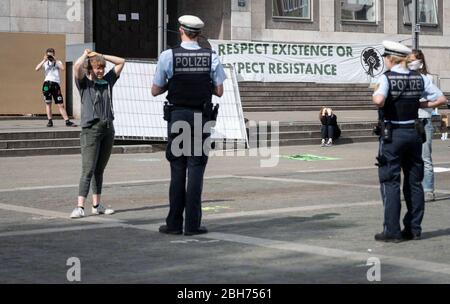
[167,46,213,108]
[382,70,424,122]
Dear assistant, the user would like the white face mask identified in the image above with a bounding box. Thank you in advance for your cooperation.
[408,59,423,71]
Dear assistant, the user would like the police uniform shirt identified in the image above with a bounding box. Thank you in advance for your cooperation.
[373,64,443,118]
[153,41,226,88]
[418,74,435,119]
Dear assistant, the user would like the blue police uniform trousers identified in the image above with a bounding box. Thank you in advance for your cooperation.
[165,108,210,232]
[378,127,425,238]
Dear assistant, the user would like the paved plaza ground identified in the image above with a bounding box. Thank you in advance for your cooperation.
[1,138,450,284]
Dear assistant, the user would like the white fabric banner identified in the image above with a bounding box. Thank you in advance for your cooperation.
[210,40,385,83]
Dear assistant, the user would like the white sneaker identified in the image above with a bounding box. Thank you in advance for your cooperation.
[321,139,326,147]
[70,207,85,219]
[91,203,115,215]
[325,139,333,147]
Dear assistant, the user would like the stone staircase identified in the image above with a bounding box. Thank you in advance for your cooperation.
[239,82,375,112]
[237,82,378,147]
[249,121,378,147]
[1,83,447,156]
[1,119,446,155]
[255,117,446,148]
[0,129,155,157]
[215,116,446,149]
[236,82,449,147]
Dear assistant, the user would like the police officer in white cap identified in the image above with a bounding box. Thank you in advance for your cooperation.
[372,40,447,242]
[151,15,226,236]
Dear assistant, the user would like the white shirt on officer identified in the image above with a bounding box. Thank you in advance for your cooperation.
[373,64,443,103]
[418,74,435,119]
[153,41,226,88]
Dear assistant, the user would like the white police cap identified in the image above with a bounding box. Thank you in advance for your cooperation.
[382,40,412,57]
[178,15,204,32]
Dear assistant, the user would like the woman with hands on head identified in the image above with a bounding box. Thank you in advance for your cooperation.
[70,49,125,219]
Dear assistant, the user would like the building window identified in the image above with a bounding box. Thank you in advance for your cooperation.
[341,0,376,22]
[403,0,438,25]
[397,0,442,36]
[266,0,319,31]
[272,0,311,19]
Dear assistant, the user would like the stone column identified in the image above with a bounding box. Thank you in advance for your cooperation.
[231,0,251,41]
[384,0,398,34]
[320,0,334,32]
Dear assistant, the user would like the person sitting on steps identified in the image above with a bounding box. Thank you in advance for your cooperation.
[319,107,340,147]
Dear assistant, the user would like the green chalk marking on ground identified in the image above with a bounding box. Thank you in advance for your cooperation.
[282,154,341,161]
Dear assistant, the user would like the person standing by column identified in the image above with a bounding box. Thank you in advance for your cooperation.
[408,50,436,202]
[70,49,125,218]
[372,41,447,242]
[152,15,226,235]
[35,48,76,127]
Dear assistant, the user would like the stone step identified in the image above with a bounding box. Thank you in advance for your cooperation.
[0,138,81,149]
[239,83,371,87]
[251,122,376,131]
[243,103,373,109]
[238,82,370,88]
[256,129,374,140]
[277,122,378,132]
[243,105,372,110]
[0,116,50,120]
[243,105,374,111]
[217,133,446,149]
[244,103,373,107]
[242,101,371,107]
[242,100,371,105]
[240,92,372,99]
[242,104,373,113]
[0,145,154,157]
[0,146,82,157]
[240,89,372,95]
[241,97,372,103]
[240,91,372,97]
[238,82,374,112]
[254,135,379,147]
[0,130,80,141]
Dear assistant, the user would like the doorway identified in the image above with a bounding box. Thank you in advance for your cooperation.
[93,0,158,59]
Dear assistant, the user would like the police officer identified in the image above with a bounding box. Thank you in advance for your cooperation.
[373,41,447,242]
[151,15,226,236]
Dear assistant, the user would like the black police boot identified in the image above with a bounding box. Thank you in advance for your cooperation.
[46,119,53,127]
[401,229,421,241]
[184,226,208,236]
[159,225,182,235]
[374,232,403,243]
